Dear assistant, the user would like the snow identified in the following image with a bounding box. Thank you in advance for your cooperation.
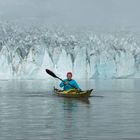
[0,22,140,79]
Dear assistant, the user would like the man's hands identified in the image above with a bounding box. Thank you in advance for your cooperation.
[64,82,68,85]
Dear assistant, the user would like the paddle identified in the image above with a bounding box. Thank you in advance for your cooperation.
[45,69,77,89]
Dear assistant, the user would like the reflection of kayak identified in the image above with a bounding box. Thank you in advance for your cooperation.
[54,88,93,98]
[63,97,90,104]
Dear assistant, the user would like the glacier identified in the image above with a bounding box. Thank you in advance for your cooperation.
[0,22,140,80]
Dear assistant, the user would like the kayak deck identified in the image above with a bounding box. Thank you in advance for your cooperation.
[54,88,93,98]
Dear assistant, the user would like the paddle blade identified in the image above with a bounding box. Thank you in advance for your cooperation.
[45,69,57,78]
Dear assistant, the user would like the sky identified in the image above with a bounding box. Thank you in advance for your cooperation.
[0,0,140,30]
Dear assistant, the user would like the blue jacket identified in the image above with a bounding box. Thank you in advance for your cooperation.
[59,79,81,90]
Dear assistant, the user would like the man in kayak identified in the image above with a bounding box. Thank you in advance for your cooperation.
[59,72,81,91]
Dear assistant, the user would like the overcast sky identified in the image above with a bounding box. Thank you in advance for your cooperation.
[0,0,140,29]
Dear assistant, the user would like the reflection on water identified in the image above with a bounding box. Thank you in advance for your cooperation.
[0,79,140,139]
[64,98,90,106]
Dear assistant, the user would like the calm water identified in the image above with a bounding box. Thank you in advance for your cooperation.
[0,79,140,140]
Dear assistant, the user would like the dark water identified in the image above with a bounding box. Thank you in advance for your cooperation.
[0,79,140,140]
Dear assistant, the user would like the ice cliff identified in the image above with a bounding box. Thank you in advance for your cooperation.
[0,22,140,79]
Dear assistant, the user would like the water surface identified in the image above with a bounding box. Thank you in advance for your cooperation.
[0,79,140,140]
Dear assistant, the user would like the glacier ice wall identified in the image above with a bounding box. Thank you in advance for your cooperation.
[0,22,140,79]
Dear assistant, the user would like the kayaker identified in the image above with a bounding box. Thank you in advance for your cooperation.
[59,72,81,91]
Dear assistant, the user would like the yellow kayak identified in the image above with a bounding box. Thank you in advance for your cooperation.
[54,88,93,98]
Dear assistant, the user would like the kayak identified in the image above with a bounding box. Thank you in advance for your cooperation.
[54,88,93,98]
